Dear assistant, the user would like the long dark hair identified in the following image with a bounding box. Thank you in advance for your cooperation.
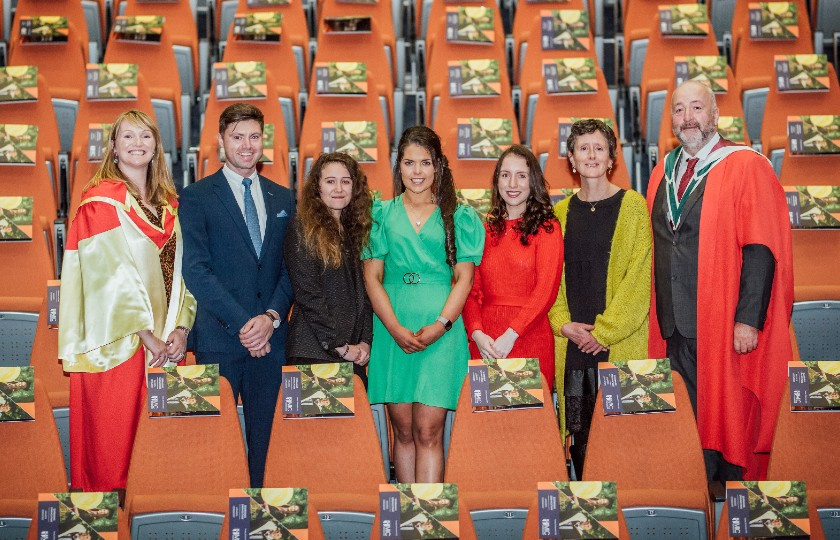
[392,126,458,267]
[298,152,372,268]
[486,145,556,245]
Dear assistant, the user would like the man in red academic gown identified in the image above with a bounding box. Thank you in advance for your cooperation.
[647,81,794,481]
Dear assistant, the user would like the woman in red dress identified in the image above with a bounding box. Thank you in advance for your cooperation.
[463,145,563,387]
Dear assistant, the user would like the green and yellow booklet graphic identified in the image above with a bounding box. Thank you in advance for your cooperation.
[674,56,727,92]
[449,59,501,96]
[540,10,590,51]
[775,54,830,91]
[233,12,283,41]
[19,16,68,42]
[321,121,378,162]
[380,483,459,539]
[456,189,492,221]
[0,65,38,102]
[789,360,840,409]
[456,117,513,159]
[543,57,597,94]
[214,61,268,99]
[445,6,494,44]
[748,2,798,40]
[324,15,372,33]
[658,4,709,36]
[783,186,840,228]
[0,124,37,164]
[88,123,113,162]
[718,116,746,143]
[85,63,139,100]
[281,362,355,418]
[598,358,676,415]
[727,481,809,537]
[537,481,619,539]
[228,487,308,539]
[113,15,165,42]
[38,491,119,540]
[787,115,840,155]
[469,357,544,411]
[0,366,34,421]
[0,197,34,241]
[314,62,368,95]
[147,364,221,417]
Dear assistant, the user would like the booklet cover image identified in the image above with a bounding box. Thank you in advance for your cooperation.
[598,359,676,415]
[468,357,543,411]
[789,360,840,410]
[38,491,119,540]
[726,481,809,538]
[228,487,308,539]
[0,196,34,241]
[147,364,221,416]
[537,481,619,539]
[0,366,35,421]
[380,483,459,539]
[282,362,355,418]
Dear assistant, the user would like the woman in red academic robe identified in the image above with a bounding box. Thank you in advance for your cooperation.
[58,110,195,491]
[463,145,563,387]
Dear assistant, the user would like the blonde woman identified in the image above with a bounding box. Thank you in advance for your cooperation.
[59,110,195,491]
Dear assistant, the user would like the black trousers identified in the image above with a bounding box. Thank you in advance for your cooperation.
[666,330,743,482]
[196,350,283,488]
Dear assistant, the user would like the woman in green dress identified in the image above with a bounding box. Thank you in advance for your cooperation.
[362,126,484,482]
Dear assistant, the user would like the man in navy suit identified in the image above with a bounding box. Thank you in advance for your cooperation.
[180,103,293,487]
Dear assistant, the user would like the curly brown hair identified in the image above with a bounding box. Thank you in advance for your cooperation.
[298,152,372,268]
[486,145,556,245]
[567,118,618,164]
[392,126,458,267]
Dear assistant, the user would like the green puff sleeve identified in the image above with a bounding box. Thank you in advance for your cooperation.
[453,204,485,265]
[362,199,389,261]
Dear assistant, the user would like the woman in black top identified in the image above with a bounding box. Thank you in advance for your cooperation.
[284,152,374,386]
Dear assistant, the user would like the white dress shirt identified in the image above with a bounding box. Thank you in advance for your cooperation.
[675,133,720,183]
[222,164,267,240]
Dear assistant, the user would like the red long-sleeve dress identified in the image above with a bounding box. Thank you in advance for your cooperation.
[463,218,564,388]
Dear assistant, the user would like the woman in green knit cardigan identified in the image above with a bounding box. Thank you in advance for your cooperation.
[548,119,652,476]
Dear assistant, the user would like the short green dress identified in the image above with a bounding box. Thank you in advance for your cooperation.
[363,196,485,409]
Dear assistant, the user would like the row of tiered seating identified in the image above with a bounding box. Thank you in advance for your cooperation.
[3,334,839,538]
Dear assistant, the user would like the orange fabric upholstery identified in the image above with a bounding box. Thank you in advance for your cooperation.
[584,371,713,533]
[444,374,567,509]
[511,0,587,82]
[123,376,249,529]
[0,215,55,301]
[10,0,91,62]
[7,21,87,102]
[621,0,683,83]
[639,9,718,138]
[263,375,386,514]
[767,385,840,489]
[440,126,522,190]
[517,14,599,87]
[0,377,68,521]
[789,230,840,301]
[760,64,840,157]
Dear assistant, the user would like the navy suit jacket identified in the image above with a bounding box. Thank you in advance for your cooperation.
[180,168,294,355]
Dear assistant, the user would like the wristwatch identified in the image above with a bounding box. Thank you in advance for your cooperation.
[264,310,281,329]
[436,315,453,332]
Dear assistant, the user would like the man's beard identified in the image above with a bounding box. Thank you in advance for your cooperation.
[675,121,717,153]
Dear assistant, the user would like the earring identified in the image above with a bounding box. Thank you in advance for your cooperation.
[113,156,119,164]
[572,167,576,173]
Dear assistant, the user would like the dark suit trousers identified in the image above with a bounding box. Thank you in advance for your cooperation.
[196,350,283,487]
[666,331,743,482]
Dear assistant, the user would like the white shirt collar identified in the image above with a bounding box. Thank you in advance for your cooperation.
[221,164,258,185]
[685,133,720,163]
